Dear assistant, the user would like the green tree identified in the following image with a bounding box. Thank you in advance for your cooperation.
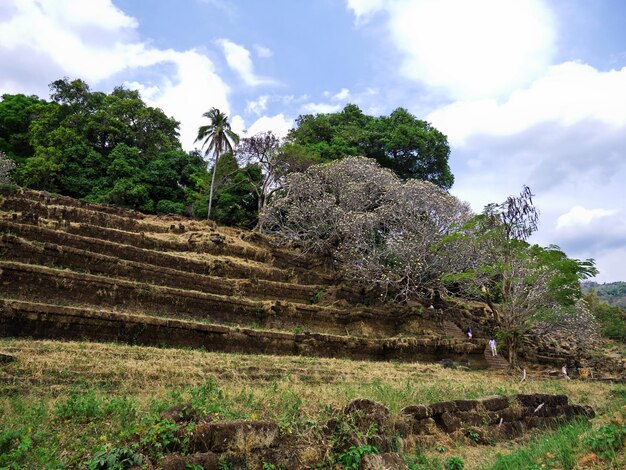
[442,187,598,364]
[0,93,46,163]
[195,108,239,220]
[285,104,454,188]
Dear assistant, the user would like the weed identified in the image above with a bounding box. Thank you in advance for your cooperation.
[55,389,103,422]
[0,430,32,467]
[139,415,181,459]
[467,429,481,443]
[86,447,143,470]
[292,326,303,335]
[584,423,626,459]
[444,456,464,470]
[336,443,379,469]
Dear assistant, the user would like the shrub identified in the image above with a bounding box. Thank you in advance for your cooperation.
[86,447,143,470]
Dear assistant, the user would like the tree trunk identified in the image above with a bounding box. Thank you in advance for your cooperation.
[207,153,219,220]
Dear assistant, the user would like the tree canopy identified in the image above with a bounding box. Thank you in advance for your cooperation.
[284,104,454,189]
[0,78,207,215]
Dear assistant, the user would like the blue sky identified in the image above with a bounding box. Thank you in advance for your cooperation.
[2,0,626,282]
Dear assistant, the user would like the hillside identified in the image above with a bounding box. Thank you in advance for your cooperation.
[0,187,504,366]
[583,281,626,308]
[1,188,625,469]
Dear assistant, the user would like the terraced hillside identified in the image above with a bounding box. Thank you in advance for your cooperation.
[0,188,490,366]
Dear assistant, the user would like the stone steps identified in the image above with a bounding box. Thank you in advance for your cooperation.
[0,235,321,305]
[442,320,469,341]
[484,344,509,370]
[0,299,485,363]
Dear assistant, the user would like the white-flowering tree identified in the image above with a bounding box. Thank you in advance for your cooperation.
[261,157,471,300]
[0,151,16,185]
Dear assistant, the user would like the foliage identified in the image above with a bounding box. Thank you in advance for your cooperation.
[262,157,470,301]
[285,104,454,188]
[0,79,208,215]
[584,281,626,308]
[444,456,464,470]
[440,187,598,363]
[584,293,626,342]
[86,447,143,470]
[195,107,239,220]
[336,443,380,469]
[585,423,626,459]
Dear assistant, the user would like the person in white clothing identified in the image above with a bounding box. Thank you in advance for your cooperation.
[489,338,497,356]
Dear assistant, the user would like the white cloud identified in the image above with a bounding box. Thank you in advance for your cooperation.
[247,114,293,138]
[428,62,626,146]
[300,102,342,114]
[254,44,273,58]
[346,0,387,22]
[229,113,293,139]
[218,39,276,86]
[333,88,350,100]
[0,0,231,151]
[556,206,618,230]
[348,0,555,99]
[246,95,269,115]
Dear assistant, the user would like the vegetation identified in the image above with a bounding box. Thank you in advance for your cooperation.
[0,338,624,469]
[195,108,240,220]
[284,104,454,189]
[584,281,626,308]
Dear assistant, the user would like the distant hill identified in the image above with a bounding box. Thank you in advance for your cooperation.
[583,281,626,308]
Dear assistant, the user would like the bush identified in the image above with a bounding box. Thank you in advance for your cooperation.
[156,199,184,215]
[86,447,143,470]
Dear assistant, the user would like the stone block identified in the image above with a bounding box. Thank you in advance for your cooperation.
[190,421,279,453]
[430,401,458,415]
[401,404,430,420]
[454,400,479,411]
[438,412,461,433]
[480,396,509,411]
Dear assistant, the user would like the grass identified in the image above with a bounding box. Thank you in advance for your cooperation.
[0,338,624,469]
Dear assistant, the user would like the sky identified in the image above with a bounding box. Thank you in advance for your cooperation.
[1,0,626,282]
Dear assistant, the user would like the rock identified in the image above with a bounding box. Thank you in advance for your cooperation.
[190,421,279,453]
[0,353,15,364]
[161,452,218,470]
[360,452,408,470]
[160,403,202,423]
[454,400,478,411]
[438,412,461,433]
[161,454,186,470]
[516,394,568,407]
[344,398,391,431]
[401,404,430,420]
[480,396,509,411]
[429,401,457,416]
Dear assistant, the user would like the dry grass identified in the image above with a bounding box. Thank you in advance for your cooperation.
[0,338,611,415]
[1,338,624,469]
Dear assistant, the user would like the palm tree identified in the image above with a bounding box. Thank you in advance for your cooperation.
[195,108,239,220]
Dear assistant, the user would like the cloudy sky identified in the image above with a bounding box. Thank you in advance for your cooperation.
[2,0,626,282]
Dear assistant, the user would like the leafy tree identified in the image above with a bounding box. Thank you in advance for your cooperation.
[195,108,239,220]
[0,93,46,163]
[442,187,598,364]
[4,77,206,214]
[285,104,454,188]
